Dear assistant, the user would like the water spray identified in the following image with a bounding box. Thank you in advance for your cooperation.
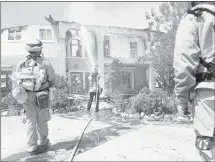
[80,25,95,67]
[67,25,100,162]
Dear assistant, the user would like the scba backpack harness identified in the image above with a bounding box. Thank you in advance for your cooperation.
[17,58,50,110]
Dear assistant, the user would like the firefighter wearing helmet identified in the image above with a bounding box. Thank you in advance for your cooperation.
[173,1,215,161]
[86,67,102,112]
[13,39,56,155]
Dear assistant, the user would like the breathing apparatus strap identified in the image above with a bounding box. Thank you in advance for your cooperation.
[196,57,215,82]
[30,63,36,91]
[199,57,215,76]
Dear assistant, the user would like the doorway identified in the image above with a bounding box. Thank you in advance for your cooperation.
[70,72,83,94]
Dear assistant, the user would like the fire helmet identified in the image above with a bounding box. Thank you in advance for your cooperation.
[26,39,43,55]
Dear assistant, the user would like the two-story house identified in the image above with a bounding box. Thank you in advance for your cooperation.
[1,20,156,95]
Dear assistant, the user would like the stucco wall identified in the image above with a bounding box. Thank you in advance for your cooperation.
[66,58,92,72]
[109,35,145,59]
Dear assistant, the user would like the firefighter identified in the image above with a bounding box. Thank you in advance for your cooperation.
[173,1,215,161]
[15,39,56,155]
[87,67,101,112]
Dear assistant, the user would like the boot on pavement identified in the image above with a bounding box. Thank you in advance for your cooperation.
[28,145,48,156]
[39,138,50,150]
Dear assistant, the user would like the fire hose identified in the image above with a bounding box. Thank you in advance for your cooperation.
[68,75,100,162]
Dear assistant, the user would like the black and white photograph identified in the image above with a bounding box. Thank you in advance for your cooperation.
[1,1,215,161]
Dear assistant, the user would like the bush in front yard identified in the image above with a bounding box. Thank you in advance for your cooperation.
[1,92,23,115]
[119,87,177,116]
[1,87,11,98]
[50,75,70,111]
[1,75,72,114]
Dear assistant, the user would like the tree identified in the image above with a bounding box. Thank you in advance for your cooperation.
[105,59,134,97]
[142,2,190,93]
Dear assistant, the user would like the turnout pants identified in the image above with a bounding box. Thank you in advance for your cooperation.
[87,92,100,111]
[23,92,51,152]
[192,89,215,161]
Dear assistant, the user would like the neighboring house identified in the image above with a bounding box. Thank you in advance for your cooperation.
[1,20,156,95]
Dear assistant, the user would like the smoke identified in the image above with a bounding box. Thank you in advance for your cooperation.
[65,2,161,68]
[65,2,161,29]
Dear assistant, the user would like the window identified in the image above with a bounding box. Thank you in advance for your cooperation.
[69,39,82,57]
[39,28,53,41]
[130,41,138,58]
[122,71,132,89]
[104,40,110,57]
[66,29,84,58]
[8,30,22,40]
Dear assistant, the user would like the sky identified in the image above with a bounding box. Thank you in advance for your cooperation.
[1,2,161,29]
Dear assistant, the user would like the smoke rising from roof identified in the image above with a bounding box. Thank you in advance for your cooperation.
[65,2,161,30]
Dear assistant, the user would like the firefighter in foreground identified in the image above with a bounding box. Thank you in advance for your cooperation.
[86,67,102,112]
[12,39,56,155]
[174,1,215,161]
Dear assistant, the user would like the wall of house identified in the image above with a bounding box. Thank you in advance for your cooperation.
[1,25,59,57]
[1,25,61,74]
[109,35,145,59]
[66,58,92,71]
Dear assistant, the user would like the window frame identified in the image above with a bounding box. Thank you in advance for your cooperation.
[66,29,86,58]
[130,41,138,58]
[7,29,22,41]
[104,39,110,58]
[68,39,83,58]
[38,27,54,42]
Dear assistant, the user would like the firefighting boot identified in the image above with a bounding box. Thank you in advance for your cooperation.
[28,144,49,156]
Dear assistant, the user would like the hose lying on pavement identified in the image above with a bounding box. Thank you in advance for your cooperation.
[68,75,100,162]
[68,115,97,162]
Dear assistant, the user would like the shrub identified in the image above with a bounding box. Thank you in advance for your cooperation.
[1,87,11,98]
[105,59,139,100]
[50,75,70,111]
[119,87,177,116]
[1,75,72,114]
[1,92,23,113]
[53,74,69,89]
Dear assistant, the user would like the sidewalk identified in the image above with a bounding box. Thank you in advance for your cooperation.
[1,115,111,161]
[73,124,203,161]
[1,111,203,161]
